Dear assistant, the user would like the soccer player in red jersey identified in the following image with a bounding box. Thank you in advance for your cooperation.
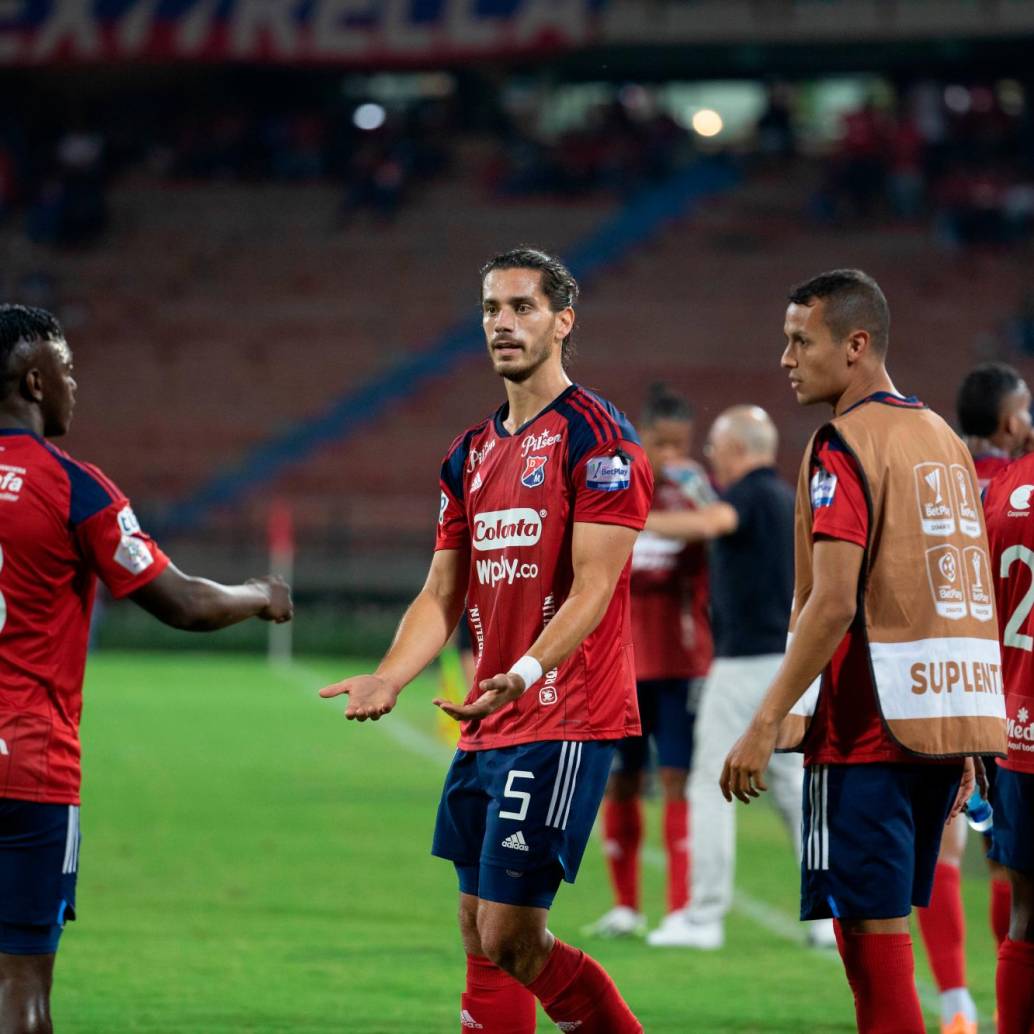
[957,362,1033,492]
[0,305,293,1033]
[585,383,713,940]
[319,248,650,1033]
[980,461,1034,1034]
[912,362,1033,1033]
[984,454,1034,1033]
[721,271,1003,1034]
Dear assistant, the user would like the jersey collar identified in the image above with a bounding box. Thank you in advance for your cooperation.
[842,390,924,415]
[0,427,43,440]
[493,384,579,438]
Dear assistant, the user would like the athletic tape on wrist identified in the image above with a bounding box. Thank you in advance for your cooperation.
[508,655,543,694]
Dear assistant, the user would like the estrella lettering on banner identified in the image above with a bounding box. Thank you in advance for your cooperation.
[0,0,603,66]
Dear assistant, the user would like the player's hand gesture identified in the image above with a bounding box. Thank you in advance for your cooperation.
[433,673,525,722]
[250,576,294,623]
[720,718,778,805]
[319,674,400,721]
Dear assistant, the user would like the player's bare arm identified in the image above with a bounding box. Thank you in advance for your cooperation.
[130,563,293,629]
[435,521,638,722]
[720,538,863,804]
[644,502,738,542]
[320,546,468,721]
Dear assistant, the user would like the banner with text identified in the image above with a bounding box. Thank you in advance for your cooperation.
[0,0,604,65]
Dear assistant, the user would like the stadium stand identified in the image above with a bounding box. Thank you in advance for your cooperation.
[3,77,1034,607]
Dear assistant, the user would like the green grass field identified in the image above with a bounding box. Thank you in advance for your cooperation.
[53,652,1001,1032]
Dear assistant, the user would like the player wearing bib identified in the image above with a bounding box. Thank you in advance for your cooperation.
[586,383,713,940]
[910,362,1033,1033]
[0,306,293,1033]
[984,455,1034,1034]
[319,250,650,1034]
[721,271,1004,1034]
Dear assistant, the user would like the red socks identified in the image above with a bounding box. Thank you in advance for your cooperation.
[917,862,967,992]
[603,798,642,911]
[839,932,925,1034]
[527,939,642,1033]
[603,797,690,913]
[461,955,536,1034]
[996,939,1034,1034]
[664,799,690,913]
[991,878,1013,947]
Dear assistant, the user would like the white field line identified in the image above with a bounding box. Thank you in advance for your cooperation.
[288,664,949,1025]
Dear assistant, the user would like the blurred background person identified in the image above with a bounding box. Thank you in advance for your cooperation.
[956,362,1034,490]
[911,360,1034,1034]
[641,406,833,949]
[585,382,714,940]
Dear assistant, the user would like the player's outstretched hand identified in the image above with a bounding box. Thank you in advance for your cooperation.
[434,673,524,722]
[250,576,294,623]
[948,756,977,822]
[319,674,400,721]
[720,718,777,805]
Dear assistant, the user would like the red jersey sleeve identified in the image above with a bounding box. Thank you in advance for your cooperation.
[435,440,470,551]
[810,432,869,548]
[573,440,653,530]
[75,493,170,599]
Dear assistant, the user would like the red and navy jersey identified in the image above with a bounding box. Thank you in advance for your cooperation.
[630,464,713,682]
[973,452,1012,493]
[804,393,927,766]
[984,454,1034,773]
[0,428,169,805]
[436,385,653,751]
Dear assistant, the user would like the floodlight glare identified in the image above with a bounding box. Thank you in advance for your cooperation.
[691,109,723,138]
[354,103,387,131]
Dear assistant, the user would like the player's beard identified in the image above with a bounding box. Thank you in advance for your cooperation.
[496,336,553,384]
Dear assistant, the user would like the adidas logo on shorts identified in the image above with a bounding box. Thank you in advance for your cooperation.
[556,1023,583,1031]
[501,830,530,852]
[460,1009,484,1029]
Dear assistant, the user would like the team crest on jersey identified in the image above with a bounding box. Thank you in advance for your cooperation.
[521,455,548,489]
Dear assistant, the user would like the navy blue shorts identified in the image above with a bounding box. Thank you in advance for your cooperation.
[614,678,698,774]
[800,763,961,921]
[989,766,1034,875]
[432,740,615,909]
[0,799,80,955]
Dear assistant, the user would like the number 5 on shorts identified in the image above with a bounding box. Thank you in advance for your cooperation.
[499,770,534,821]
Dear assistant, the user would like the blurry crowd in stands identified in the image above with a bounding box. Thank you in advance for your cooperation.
[0,75,700,248]
[486,90,695,197]
[0,94,456,242]
[2,74,1033,258]
[811,81,1034,250]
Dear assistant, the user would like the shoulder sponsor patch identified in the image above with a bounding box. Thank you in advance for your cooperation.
[117,504,142,536]
[439,491,448,525]
[810,467,838,509]
[115,535,154,575]
[586,453,631,492]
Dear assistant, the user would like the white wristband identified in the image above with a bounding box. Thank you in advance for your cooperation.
[508,655,543,694]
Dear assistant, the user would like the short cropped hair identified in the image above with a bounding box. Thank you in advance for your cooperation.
[640,382,693,428]
[0,305,64,401]
[957,361,1024,437]
[481,248,579,367]
[788,269,890,354]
